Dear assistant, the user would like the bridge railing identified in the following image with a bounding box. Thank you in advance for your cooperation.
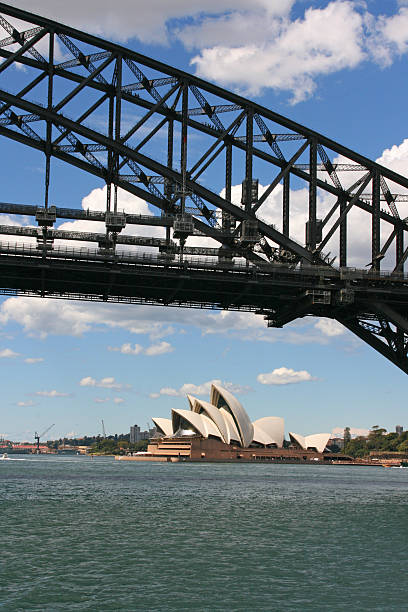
[0,240,407,282]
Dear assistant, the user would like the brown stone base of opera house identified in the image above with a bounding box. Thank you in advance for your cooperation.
[116,436,352,463]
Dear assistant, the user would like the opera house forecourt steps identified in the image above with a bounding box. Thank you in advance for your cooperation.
[116,384,342,463]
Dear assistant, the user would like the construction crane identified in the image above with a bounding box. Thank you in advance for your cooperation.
[101,419,106,438]
[34,423,54,453]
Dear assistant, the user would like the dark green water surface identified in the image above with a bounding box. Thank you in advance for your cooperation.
[1,456,407,611]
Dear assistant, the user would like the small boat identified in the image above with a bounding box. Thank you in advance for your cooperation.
[390,461,408,468]
[1,453,9,460]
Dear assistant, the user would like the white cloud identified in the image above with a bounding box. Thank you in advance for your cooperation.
[314,319,345,337]
[257,367,316,385]
[35,390,70,397]
[0,297,174,339]
[0,298,94,338]
[24,357,44,364]
[182,3,408,103]
[187,2,367,102]
[0,348,19,358]
[108,343,143,355]
[1,214,27,227]
[9,0,288,44]
[108,341,174,356]
[144,342,174,356]
[80,376,129,390]
[151,378,252,398]
[54,185,165,251]
[157,386,181,397]
[6,1,408,106]
[183,3,408,105]
[369,7,408,64]
[376,137,408,184]
[94,396,125,404]
[0,293,355,348]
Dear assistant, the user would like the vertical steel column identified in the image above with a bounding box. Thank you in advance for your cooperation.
[307,138,317,250]
[114,55,122,213]
[372,169,381,270]
[165,118,174,245]
[167,120,174,185]
[44,30,54,210]
[283,173,290,237]
[396,226,404,273]
[180,83,188,216]
[339,196,347,267]
[223,143,232,231]
[106,94,114,214]
[245,108,253,213]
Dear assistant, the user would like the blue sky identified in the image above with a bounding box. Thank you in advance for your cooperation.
[1,0,408,441]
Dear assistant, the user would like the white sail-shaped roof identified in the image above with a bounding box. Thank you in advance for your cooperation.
[171,409,222,439]
[289,432,330,453]
[253,417,284,447]
[219,408,241,444]
[289,432,306,449]
[152,417,173,437]
[210,384,253,447]
[192,399,230,443]
[252,423,275,447]
[305,433,331,453]
[172,409,206,437]
[186,394,196,411]
[201,414,223,439]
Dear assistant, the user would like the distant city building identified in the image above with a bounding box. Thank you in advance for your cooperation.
[9,443,50,454]
[129,425,139,443]
[130,424,157,443]
[327,437,344,450]
[396,425,404,435]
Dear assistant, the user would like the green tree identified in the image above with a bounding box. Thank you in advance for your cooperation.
[344,436,368,458]
[344,427,351,447]
[397,440,408,453]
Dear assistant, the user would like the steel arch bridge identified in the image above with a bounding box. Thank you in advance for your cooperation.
[0,3,408,373]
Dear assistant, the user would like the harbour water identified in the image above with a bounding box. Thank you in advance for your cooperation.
[1,456,407,611]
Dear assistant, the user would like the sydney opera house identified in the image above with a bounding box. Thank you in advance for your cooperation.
[137,383,334,463]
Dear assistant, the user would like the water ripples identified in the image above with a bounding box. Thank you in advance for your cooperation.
[1,457,407,611]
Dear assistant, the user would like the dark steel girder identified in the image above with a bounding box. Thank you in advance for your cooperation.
[0,1,406,187]
[338,314,408,375]
[0,98,402,249]
[0,67,401,235]
[0,123,269,264]
[2,85,403,262]
[0,6,406,192]
[0,93,311,260]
